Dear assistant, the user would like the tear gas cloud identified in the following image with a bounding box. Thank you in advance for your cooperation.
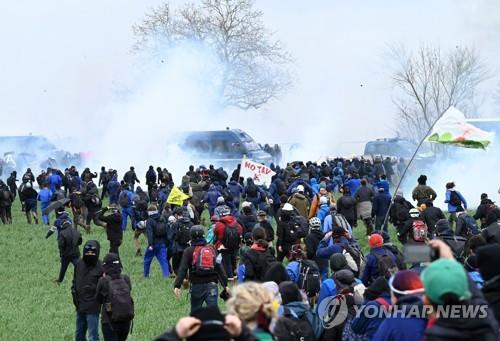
[0,0,499,200]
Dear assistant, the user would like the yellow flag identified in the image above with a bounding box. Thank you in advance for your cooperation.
[167,186,190,206]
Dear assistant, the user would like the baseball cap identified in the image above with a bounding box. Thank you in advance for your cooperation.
[421,259,471,305]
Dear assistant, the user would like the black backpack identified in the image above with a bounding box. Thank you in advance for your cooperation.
[294,216,309,239]
[242,250,276,282]
[106,276,134,322]
[274,307,314,341]
[374,249,398,279]
[246,184,257,198]
[298,259,321,297]
[176,221,192,246]
[285,221,299,243]
[222,223,241,251]
[154,219,167,238]
[449,191,462,207]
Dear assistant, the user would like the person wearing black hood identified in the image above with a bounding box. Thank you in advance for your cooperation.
[174,226,229,313]
[481,208,500,244]
[389,191,414,233]
[96,253,134,341]
[96,204,123,255]
[20,181,39,224]
[123,166,140,192]
[477,244,500,323]
[474,193,496,228]
[82,180,102,231]
[72,240,103,341]
[420,199,445,236]
[56,221,82,283]
[433,219,467,263]
[144,204,170,278]
[0,180,14,224]
[145,165,157,198]
[99,166,110,201]
[6,171,18,199]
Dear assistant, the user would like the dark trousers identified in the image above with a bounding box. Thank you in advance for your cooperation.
[101,184,109,200]
[221,249,237,278]
[58,257,78,282]
[102,321,131,341]
[374,215,388,232]
[109,239,121,256]
[190,282,218,313]
[0,205,12,224]
[172,252,184,275]
[277,244,292,262]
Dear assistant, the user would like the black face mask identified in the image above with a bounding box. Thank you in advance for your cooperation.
[83,253,98,266]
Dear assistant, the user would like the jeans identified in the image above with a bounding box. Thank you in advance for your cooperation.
[144,243,170,277]
[58,257,79,282]
[221,250,236,278]
[41,202,50,225]
[76,312,99,341]
[121,208,134,231]
[190,282,218,313]
[102,321,130,341]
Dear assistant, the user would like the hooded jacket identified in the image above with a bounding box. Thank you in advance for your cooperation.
[372,295,427,341]
[445,189,467,213]
[204,185,221,209]
[288,192,309,219]
[337,194,357,224]
[214,215,243,249]
[372,191,392,218]
[361,247,397,286]
[422,205,445,235]
[412,184,437,203]
[146,214,167,245]
[58,223,82,259]
[97,209,122,243]
[279,301,323,340]
[305,229,328,270]
[72,240,103,314]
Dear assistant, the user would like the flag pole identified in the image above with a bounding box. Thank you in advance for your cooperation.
[382,107,450,228]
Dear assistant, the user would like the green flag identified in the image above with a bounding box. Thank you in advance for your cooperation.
[427,106,494,149]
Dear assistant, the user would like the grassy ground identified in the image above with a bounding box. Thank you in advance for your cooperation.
[0,199,401,340]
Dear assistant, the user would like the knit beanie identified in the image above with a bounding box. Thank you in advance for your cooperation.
[369,234,384,249]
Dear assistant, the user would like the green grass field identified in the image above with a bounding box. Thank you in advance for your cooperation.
[0,199,401,340]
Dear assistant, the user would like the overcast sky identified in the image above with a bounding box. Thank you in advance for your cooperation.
[1,0,499,156]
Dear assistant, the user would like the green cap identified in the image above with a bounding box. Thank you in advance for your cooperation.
[421,259,471,305]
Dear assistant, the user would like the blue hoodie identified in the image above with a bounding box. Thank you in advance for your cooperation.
[48,173,62,192]
[310,178,319,196]
[344,178,361,197]
[204,185,221,210]
[316,235,351,259]
[227,180,243,203]
[107,176,120,196]
[316,204,330,224]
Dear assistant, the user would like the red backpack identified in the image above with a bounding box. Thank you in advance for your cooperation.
[192,245,216,274]
[412,220,428,242]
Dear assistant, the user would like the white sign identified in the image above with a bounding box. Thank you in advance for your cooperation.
[239,158,276,186]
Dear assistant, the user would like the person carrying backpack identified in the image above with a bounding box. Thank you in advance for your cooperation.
[444,181,467,229]
[55,220,82,284]
[118,186,135,231]
[361,233,398,286]
[274,281,324,340]
[172,215,193,274]
[398,208,428,244]
[72,240,103,341]
[473,193,496,229]
[238,227,276,282]
[305,217,328,280]
[174,226,229,313]
[96,253,134,341]
[276,203,299,262]
[144,205,170,278]
[420,198,445,236]
[455,208,479,239]
[214,207,243,280]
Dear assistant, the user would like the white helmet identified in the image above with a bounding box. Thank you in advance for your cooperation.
[136,221,147,230]
[409,208,420,218]
[283,203,294,211]
[297,185,305,193]
[309,217,321,229]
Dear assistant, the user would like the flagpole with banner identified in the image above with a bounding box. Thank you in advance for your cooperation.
[382,106,494,227]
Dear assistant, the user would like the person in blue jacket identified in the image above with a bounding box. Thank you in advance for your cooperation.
[106,174,120,205]
[203,184,221,216]
[344,173,361,199]
[47,169,62,193]
[37,182,53,225]
[444,181,467,229]
[227,179,243,212]
[144,205,170,278]
[118,186,135,231]
[351,277,391,339]
[372,270,427,341]
[315,196,330,225]
[373,174,390,194]
[372,187,392,231]
[362,233,398,286]
[322,204,353,235]
[286,244,306,284]
[310,178,319,196]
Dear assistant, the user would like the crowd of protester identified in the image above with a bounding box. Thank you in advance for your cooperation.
[2,157,500,340]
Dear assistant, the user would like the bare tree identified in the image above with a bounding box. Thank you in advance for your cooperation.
[133,0,293,110]
[389,45,488,142]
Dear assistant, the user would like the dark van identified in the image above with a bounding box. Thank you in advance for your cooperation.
[180,129,272,168]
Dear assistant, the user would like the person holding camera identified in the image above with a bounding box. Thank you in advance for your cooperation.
[174,225,229,313]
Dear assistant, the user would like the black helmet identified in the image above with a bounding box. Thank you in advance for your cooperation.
[190,225,204,240]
